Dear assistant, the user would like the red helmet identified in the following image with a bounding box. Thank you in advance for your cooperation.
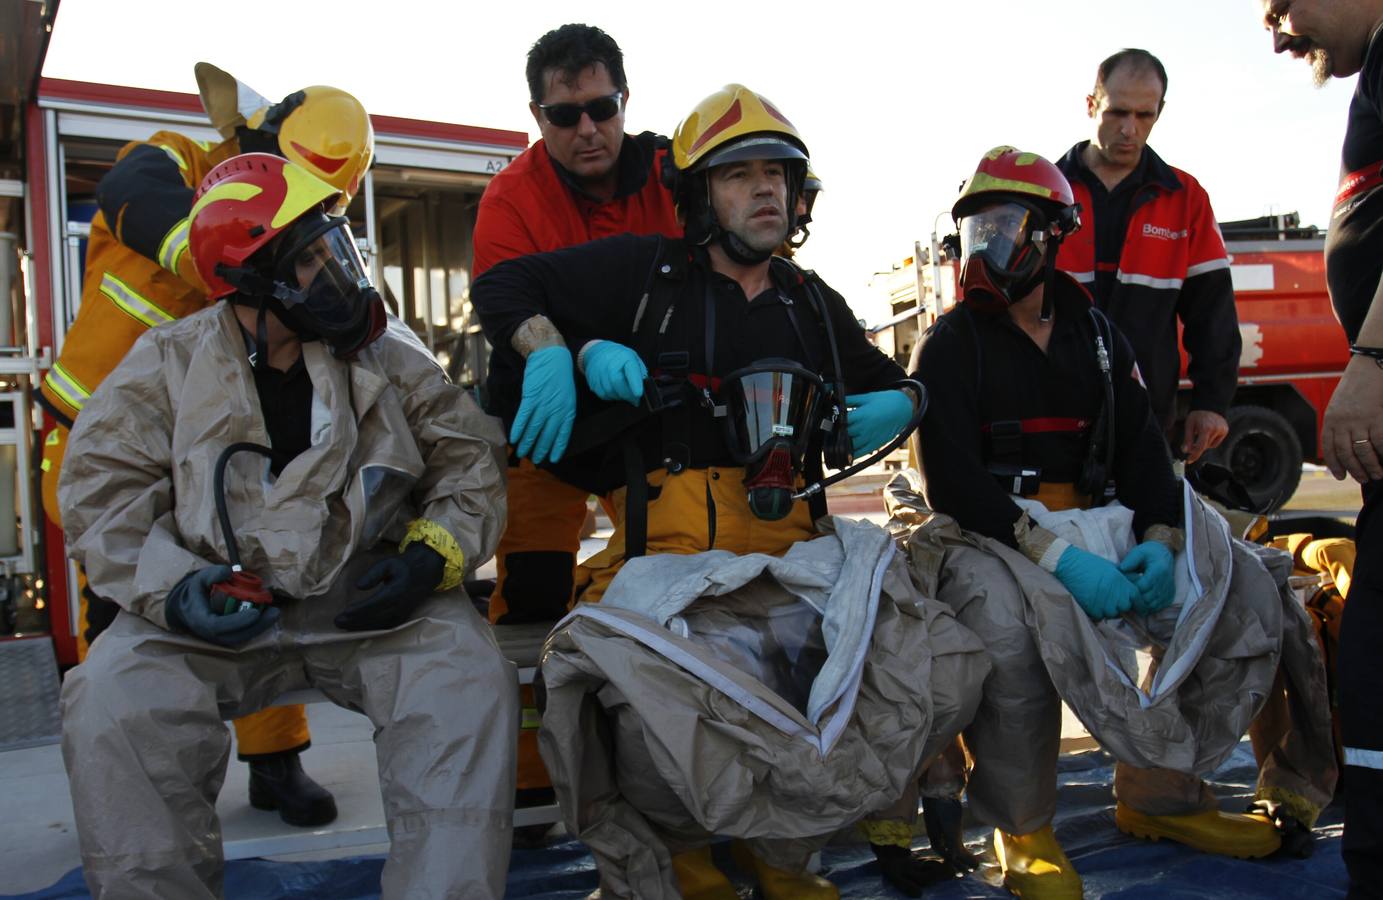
[952,147,1081,313]
[952,146,1076,222]
[189,153,385,360]
[189,153,340,300]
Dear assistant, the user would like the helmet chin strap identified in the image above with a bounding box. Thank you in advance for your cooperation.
[717,227,775,265]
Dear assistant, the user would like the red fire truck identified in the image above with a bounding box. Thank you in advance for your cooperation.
[1,21,528,665]
[869,213,1349,513]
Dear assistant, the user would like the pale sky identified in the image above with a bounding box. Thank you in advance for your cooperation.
[41,0,1356,322]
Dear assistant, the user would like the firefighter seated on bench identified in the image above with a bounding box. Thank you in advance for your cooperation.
[908,146,1337,900]
[472,84,993,900]
[57,153,516,900]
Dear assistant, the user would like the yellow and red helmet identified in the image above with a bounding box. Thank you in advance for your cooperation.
[245,86,373,210]
[189,153,340,300]
[670,84,808,174]
[952,146,1076,222]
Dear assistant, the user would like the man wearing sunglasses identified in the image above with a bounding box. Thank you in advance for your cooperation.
[474,23,680,629]
[1054,49,1239,469]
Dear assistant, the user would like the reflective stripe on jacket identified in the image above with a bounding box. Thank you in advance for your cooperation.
[38,132,235,425]
[1055,145,1240,424]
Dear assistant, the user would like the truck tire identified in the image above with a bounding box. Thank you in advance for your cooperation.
[1210,404,1303,513]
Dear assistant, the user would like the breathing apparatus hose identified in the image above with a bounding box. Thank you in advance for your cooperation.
[211,442,283,612]
[793,378,929,501]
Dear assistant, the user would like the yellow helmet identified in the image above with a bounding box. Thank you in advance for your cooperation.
[246,86,374,210]
[670,83,808,173]
[667,85,810,262]
[194,63,373,212]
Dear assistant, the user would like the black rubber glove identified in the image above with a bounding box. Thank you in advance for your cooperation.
[869,844,955,897]
[164,565,280,647]
[335,543,446,632]
[922,795,980,872]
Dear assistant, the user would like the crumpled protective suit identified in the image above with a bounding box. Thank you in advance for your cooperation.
[537,516,990,899]
[889,475,1336,834]
[57,307,516,899]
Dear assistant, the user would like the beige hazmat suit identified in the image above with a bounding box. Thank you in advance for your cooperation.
[537,516,990,898]
[57,307,517,899]
[889,475,1336,835]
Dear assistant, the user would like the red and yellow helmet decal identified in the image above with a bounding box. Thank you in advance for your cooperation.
[671,84,808,173]
[189,153,340,300]
[953,146,1075,220]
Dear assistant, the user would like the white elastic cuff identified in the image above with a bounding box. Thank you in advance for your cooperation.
[1038,537,1071,573]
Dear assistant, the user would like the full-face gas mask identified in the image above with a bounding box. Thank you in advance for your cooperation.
[247,211,387,360]
[714,358,928,520]
[957,199,1059,313]
[717,359,831,520]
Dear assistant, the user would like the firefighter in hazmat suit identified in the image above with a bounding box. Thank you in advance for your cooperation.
[57,153,515,899]
[38,63,373,826]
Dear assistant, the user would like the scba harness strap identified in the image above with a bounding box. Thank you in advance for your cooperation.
[563,240,846,558]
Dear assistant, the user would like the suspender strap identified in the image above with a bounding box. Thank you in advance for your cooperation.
[622,432,648,559]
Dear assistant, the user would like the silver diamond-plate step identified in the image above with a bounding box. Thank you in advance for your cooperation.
[0,637,61,751]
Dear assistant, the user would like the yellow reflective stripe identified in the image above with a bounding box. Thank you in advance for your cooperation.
[45,430,60,446]
[43,363,92,412]
[159,144,188,171]
[192,138,211,151]
[157,217,191,273]
[400,518,465,591]
[99,273,174,328]
[521,708,542,730]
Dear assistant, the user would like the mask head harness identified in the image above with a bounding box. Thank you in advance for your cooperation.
[951,146,1081,322]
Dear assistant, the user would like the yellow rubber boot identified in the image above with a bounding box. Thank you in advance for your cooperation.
[730,841,839,900]
[994,827,1083,899]
[670,846,738,900]
[1114,803,1281,859]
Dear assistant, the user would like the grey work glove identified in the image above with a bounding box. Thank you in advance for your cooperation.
[163,565,280,647]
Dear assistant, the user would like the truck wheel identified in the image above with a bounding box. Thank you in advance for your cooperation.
[1211,405,1303,513]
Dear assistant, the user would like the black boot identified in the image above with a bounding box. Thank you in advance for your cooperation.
[247,750,339,827]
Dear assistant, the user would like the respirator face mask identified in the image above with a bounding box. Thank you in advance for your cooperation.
[957,200,1049,312]
[267,213,386,359]
[716,359,826,521]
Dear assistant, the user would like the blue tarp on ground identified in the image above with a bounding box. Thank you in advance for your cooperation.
[9,742,1347,899]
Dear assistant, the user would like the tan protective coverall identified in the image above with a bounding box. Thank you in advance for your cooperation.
[57,308,516,899]
[538,516,990,898]
[890,476,1336,835]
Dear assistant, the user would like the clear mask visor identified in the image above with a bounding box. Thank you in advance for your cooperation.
[959,201,1044,279]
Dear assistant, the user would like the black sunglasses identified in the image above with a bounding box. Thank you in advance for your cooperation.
[537,92,623,128]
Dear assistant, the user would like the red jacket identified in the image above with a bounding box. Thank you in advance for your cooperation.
[1055,144,1239,425]
[473,131,681,276]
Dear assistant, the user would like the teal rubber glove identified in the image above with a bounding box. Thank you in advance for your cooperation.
[1118,541,1176,615]
[582,341,646,406]
[1053,544,1138,621]
[844,390,914,456]
[512,345,575,464]
[163,565,280,647]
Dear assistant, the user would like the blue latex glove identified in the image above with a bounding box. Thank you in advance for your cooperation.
[1053,545,1138,621]
[844,390,914,456]
[163,565,280,647]
[512,345,576,464]
[1118,541,1176,615]
[582,341,646,406]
